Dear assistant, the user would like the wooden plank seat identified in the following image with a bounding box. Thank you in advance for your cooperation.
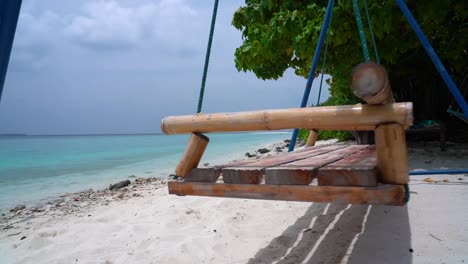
[168,144,406,206]
[317,145,377,187]
[183,144,341,182]
[162,63,412,206]
[178,144,378,186]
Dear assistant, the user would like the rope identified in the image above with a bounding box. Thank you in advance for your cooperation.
[352,0,370,61]
[363,0,380,63]
[404,184,410,204]
[197,0,219,113]
[316,9,333,106]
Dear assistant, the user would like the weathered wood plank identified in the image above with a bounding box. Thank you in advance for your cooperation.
[185,152,278,183]
[221,145,348,184]
[318,146,377,187]
[264,167,315,185]
[184,168,222,183]
[186,145,339,184]
[277,145,369,167]
[265,145,369,185]
[168,181,405,206]
[232,144,348,168]
[222,167,263,184]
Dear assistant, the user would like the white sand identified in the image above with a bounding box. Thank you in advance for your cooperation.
[1,141,467,264]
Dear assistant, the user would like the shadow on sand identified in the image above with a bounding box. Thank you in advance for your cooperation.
[248,203,412,264]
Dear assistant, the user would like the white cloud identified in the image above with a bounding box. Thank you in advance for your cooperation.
[15,11,60,47]
[10,0,204,71]
[65,0,198,51]
[10,10,61,70]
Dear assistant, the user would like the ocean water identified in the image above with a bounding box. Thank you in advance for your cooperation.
[0,132,291,211]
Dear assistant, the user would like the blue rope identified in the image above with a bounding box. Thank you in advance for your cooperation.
[197,0,219,113]
[409,169,468,175]
[289,0,335,152]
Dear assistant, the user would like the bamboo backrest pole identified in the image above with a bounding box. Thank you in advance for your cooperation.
[305,129,319,147]
[350,62,395,105]
[161,103,413,134]
[175,133,209,178]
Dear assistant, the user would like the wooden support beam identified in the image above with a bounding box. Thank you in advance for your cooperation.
[305,130,319,147]
[375,123,409,184]
[318,146,377,187]
[185,156,270,183]
[264,167,316,185]
[265,145,369,185]
[175,133,209,178]
[223,167,263,184]
[185,168,221,182]
[161,103,413,134]
[168,181,405,206]
[351,62,395,104]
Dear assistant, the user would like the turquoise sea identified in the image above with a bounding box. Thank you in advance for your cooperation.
[0,132,291,212]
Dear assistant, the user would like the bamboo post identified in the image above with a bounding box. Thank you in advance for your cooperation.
[374,123,409,184]
[305,130,319,147]
[161,103,413,134]
[351,62,395,104]
[175,133,209,178]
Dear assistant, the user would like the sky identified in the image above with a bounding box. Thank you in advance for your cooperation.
[0,0,330,135]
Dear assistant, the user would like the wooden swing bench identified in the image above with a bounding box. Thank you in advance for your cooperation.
[162,63,413,206]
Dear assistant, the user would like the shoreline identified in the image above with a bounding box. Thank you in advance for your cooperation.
[0,134,294,214]
[1,138,308,228]
[1,177,168,232]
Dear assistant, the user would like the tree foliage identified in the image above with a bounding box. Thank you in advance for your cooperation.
[232,0,468,112]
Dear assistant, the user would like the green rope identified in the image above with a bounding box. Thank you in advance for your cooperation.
[316,8,333,106]
[352,0,370,61]
[404,184,410,204]
[197,0,219,113]
[363,0,380,64]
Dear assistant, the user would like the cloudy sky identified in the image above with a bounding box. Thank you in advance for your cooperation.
[0,0,330,135]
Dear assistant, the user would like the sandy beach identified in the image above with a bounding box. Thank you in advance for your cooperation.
[1,140,467,264]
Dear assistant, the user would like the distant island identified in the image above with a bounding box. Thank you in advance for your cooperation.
[0,134,28,137]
